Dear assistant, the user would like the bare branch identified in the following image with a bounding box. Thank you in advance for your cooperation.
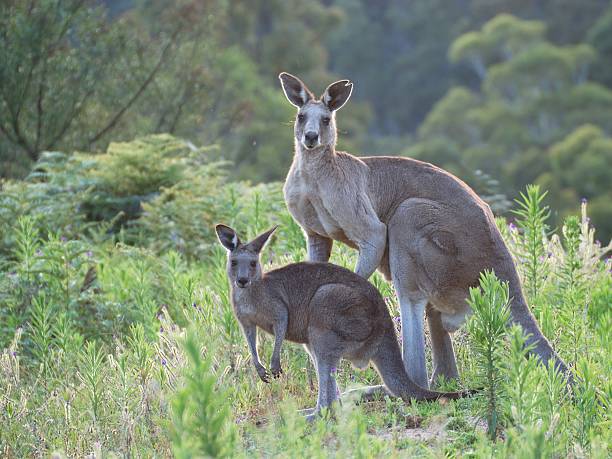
[87,29,180,147]
[47,86,96,150]
[0,90,35,159]
[0,120,17,145]
[167,89,191,134]
[34,62,46,152]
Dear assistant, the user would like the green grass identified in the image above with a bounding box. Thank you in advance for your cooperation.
[0,175,610,457]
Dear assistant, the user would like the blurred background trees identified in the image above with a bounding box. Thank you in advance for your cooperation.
[1,0,611,239]
[409,12,612,232]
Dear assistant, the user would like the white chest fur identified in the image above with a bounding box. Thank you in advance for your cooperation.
[284,167,343,239]
[232,288,256,317]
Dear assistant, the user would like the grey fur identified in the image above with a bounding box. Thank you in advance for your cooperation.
[215,225,473,420]
[278,73,571,388]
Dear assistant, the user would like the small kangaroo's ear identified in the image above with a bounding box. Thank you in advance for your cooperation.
[279,72,313,108]
[215,224,240,251]
[246,225,278,253]
[321,79,353,111]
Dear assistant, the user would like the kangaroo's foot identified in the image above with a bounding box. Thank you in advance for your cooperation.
[298,407,316,417]
[446,388,480,399]
[341,384,393,403]
[301,405,339,422]
[300,407,319,422]
[429,369,460,389]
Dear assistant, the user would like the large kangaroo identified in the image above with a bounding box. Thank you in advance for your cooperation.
[215,224,473,420]
[278,72,571,388]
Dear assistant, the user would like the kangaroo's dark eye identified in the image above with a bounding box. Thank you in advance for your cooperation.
[322,117,330,126]
[230,260,237,267]
[297,114,305,122]
[250,261,257,268]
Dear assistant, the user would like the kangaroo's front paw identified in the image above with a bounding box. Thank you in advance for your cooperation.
[270,360,283,378]
[255,364,271,383]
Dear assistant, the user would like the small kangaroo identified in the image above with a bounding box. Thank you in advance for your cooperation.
[215,224,472,419]
[278,72,571,388]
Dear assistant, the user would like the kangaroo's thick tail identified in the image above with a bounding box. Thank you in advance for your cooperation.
[497,263,573,384]
[371,330,474,401]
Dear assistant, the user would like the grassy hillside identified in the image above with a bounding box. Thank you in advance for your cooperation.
[0,137,610,457]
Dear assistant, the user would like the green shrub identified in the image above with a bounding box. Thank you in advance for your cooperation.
[467,270,511,440]
[512,184,551,308]
[169,331,236,458]
[92,135,190,197]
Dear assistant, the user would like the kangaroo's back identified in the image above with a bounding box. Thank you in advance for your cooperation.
[264,261,387,310]
[359,155,497,232]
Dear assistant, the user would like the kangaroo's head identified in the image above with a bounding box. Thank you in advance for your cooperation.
[215,224,277,289]
[279,72,353,152]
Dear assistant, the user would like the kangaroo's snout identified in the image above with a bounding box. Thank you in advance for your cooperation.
[303,131,319,149]
[236,277,250,288]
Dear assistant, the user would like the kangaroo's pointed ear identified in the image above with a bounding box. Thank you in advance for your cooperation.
[279,72,313,108]
[246,225,278,253]
[215,224,240,251]
[321,79,353,111]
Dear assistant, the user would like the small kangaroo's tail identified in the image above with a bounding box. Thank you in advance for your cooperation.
[371,329,474,401]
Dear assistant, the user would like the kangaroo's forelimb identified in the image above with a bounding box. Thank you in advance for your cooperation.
[242,322,270,383]
[354,221,387,279]
[271,311,288,377]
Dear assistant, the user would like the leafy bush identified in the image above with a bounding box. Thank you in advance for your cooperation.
[467,270,511,440]
[91,135,192,197]
[170,332,236,458]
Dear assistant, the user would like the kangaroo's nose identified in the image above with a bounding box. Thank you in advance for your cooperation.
[304,131,318,147]
[236,277,249,288]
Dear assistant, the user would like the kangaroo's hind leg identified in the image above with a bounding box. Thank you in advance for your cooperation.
[303,336,341,421]
[318,345,340,407]
[298,353,339,418]
[298,344,317,418]
[394,283,428,389]
[328,367,339,404]
[387,233,429,387]
[427,303,459,386]
[387,198,446,389]
[306,357,340,421]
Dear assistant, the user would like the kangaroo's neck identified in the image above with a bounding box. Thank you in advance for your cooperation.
[230,279,268,313]
[294,142,337,174]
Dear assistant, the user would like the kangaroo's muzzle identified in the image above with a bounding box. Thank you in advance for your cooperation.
[236,278,250,288]
[303,131,319,149]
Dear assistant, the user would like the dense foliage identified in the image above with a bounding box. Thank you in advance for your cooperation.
[0,139,610,456]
